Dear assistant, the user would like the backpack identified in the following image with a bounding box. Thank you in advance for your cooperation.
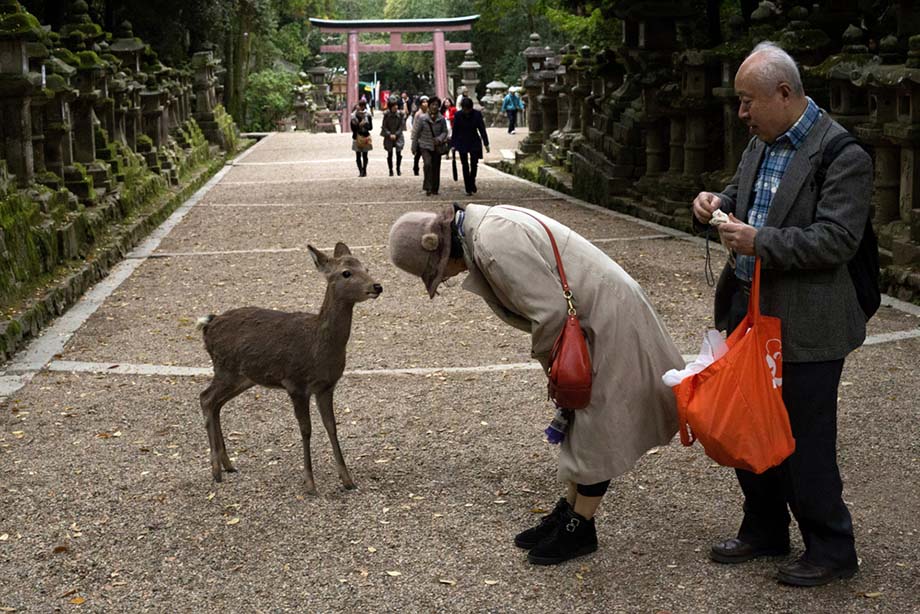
[815,133,881,321]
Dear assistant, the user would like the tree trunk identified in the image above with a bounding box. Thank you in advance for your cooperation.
[226,0,254,125]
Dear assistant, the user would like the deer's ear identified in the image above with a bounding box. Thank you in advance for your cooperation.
[307,245,330,272]
[333,242,351,257]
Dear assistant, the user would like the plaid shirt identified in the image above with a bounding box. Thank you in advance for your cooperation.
[736,97,822,281]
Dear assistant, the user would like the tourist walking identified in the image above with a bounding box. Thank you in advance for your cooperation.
[411,96,449,196]
[350,101,373,177]
[450,97,490,195]
[442,97,457,128]
[501,89,524,134]
[691,41,872,587]
[387,203,682,565]
[411,96,430,176]
[381,99,406,176]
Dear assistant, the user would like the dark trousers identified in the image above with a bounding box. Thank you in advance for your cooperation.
[421,149,441,194]
[413,149,421,173]
[507,110,517,133]
[726,292,856,568]
[386,148,402,172]
[459,151,478,194]
[354,151,368,173]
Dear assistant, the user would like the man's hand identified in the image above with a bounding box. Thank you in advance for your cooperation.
[718,214,758,256]
[692,191,722,224]
[485,145,490,153]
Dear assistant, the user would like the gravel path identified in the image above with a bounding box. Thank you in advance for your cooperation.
[1,130,918,613]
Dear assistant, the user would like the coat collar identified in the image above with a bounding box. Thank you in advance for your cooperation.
[736,110,833,227]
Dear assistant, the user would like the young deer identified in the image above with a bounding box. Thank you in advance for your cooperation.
[196,243,382,494]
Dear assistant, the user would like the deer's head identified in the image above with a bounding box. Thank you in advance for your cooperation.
[308,243,382,303]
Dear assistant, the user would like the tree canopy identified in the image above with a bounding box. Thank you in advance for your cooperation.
[20,0,624,127]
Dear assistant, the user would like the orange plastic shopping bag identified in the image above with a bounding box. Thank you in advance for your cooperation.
[672,259,795,474]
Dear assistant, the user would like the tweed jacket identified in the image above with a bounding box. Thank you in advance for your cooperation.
[459,204,683,484]
[713,111,873,362]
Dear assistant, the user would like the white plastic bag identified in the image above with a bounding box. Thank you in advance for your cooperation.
[662,330,729,387]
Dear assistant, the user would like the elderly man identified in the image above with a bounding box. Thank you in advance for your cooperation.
[692,42,872,586]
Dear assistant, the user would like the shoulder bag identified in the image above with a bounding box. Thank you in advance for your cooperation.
[498,207,592,409]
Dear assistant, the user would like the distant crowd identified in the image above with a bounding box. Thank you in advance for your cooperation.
[348,88,525,197]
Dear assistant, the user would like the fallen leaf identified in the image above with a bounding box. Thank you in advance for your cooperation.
[484,579,499,585]
[69,597,85,605]
[226,517,240,525]
[367,547,377,553]
[0,534,8,541]
[207,492,215,501]
[438,578,456,585]
[385,570,401,577]
[864,592,882,598]
[530,508,547,514]
[0,607,16,612]
[53,545,70,554]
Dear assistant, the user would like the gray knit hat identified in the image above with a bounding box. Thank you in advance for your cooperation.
[388,205,454,298]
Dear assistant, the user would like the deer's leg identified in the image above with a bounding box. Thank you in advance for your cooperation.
[288,390,317,495]
[315,388,355,490]
[200,375,253,481]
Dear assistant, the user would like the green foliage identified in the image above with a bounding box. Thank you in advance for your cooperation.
[243,68,300,130]
[543,6,620,51]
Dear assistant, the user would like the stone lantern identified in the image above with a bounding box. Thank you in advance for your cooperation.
[307,55,329,107]
[110,20,143,75]
[483,80,508,127]
[539,53,560,139]
[521,33,549,154]
[458,49,481,105]
[41,56,78,183]
[0,0,42,187]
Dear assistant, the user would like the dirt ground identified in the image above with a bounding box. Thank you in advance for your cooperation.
[0,130,918,613]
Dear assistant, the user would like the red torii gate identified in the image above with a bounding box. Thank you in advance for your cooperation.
[308,15,479,128]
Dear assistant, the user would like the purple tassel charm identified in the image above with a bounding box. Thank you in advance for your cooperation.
[544,407,572,445]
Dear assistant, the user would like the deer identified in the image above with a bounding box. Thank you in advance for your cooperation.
[196,243,382,495]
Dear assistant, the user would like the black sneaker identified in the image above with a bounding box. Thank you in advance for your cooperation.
[514,498,571,550]
[527,508,598,565]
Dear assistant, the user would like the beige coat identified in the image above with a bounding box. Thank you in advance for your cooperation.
[460,204,682,484]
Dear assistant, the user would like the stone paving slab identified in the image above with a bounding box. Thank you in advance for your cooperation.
[154,199,662,255]
[0,337,917,612]
[202,176,553,207]
[59,247,534,369]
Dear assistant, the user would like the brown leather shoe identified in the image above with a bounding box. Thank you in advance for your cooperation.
[710,537,790,564]
[776,557,858,587]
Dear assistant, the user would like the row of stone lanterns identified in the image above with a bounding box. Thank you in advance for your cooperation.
[0,0,233,202]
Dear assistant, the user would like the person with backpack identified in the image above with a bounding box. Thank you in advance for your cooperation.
[691,41,875,587]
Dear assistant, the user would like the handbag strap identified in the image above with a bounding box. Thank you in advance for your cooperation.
[749,258,762,321]
[496,206,576,315]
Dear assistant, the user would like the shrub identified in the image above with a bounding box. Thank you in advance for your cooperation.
[244,69,300,131]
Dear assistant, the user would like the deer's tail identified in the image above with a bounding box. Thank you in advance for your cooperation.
[196,315,215,331]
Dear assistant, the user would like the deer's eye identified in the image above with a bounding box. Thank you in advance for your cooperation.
[342,270,352,278]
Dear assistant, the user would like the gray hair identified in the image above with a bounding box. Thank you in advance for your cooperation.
[746,41,805,96]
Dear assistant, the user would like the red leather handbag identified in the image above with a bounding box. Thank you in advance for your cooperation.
[498,207,593,409]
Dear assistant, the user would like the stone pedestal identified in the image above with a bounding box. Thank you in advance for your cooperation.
[0,19,41,187]
[520,34,548,154]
